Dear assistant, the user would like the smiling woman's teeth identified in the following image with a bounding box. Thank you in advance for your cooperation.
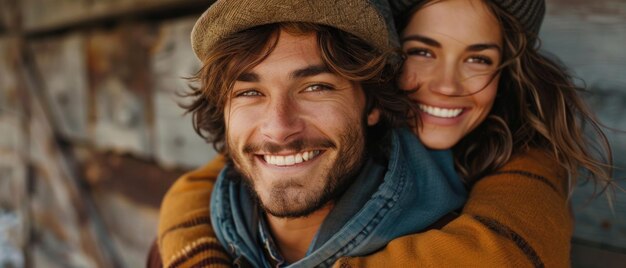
[264,150,320,166]
[418,104,463,118]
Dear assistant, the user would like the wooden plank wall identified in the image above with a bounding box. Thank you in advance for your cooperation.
[30,34,89,141]
[25,17,212,267]
[0,36,28,268]
[541,0,626,252]
[1,1,215,266]
[20,0,205,33]
[87,25,154,156]
[151,17,217,169]
[0,0,624,267]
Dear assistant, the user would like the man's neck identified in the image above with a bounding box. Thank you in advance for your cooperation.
[265,203,334,264]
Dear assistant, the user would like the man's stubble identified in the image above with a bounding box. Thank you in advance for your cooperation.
[227,121,368,218]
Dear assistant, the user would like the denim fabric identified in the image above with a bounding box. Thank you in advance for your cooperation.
[258,217,287,267]
[309,158,386,252]
[211,128,467,267]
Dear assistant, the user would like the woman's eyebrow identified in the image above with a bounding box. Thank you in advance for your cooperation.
[403,34,501,53]
[467,43,501,52]
[401,34,441,48]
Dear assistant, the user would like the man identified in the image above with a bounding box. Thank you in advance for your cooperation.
[155,1,466,267]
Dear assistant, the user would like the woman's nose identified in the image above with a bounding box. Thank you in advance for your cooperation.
[427,63,465,96]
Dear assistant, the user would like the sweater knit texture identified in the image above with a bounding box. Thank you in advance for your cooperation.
[157,149,572,268]
[389,0,545,37]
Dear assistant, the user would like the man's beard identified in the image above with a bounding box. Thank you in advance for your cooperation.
[228,123,367,219]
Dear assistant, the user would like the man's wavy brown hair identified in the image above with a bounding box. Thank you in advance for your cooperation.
[183,22,413,159]
[451,1,613,192]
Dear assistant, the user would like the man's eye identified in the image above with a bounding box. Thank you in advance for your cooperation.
[466,55,493,65]
[405,48,434,58]
[303,84,334,92]
[236,90,262,97]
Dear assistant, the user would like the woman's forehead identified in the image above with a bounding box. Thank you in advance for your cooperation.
[402,0,501,46]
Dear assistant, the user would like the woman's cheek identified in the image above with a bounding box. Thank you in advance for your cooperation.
[398,63,419,91]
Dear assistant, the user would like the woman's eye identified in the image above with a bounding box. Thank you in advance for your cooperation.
[467,55,493,65]
[303,84,334,92]
[236,90,262,97]
[405,48,433,58]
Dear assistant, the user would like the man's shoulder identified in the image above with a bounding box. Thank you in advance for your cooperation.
[158,155,225,236]
[157,155,227,268]
[166,155,226,196]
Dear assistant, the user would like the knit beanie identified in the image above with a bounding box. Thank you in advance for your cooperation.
[191,0,399,61]
[389,0,545,37]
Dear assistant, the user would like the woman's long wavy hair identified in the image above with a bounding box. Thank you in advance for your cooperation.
[184,22,412,159]
[449,1,613,193]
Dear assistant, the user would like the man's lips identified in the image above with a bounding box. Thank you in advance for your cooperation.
[258,150,322,166]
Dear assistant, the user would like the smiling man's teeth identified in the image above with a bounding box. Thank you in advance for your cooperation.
[263,150,320,166]
[418,104,463,118]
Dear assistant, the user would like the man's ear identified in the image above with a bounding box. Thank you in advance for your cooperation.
[367,108,380,126]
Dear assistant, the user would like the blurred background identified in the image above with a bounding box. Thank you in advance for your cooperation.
[0,0,624,267]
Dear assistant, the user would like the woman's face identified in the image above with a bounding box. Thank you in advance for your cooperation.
[400,0,502,150]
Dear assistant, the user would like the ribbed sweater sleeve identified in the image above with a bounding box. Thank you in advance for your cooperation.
[334,149,572,268]
[156,149,572,268]
[157,155,231,268]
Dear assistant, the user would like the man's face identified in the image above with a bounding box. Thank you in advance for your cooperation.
[225,29,380,218]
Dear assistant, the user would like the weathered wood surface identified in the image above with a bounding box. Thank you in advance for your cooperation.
[542,0,626,95]
[0,152,27,268]
[87,25,155,157]
[0,38,20,113]
[0,38,24,153]
[0,36,27,268]
[570,88,626,250]
[572,242,626,268]
[1,1,622,267]
[29,34,89,141]
[80,150,183,267]
[20,40,124,267]
[0,0,19,33]
[151,16,217,168]
[25,83,99,268]
[20,0,209,34]
[6,3,233,268]
[542,0,626,250]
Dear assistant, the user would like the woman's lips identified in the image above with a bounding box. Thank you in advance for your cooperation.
[418,103,463,118]
[416,103,469,127]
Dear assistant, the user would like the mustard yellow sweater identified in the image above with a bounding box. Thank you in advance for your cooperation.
[157,149,571,268]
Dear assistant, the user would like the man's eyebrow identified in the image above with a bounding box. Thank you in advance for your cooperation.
[236,72,259,82]
[290,65,331,79]
[235,65,331,82]
[402,34,441,48]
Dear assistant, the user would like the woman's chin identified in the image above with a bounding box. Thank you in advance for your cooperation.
[418,131,459,150]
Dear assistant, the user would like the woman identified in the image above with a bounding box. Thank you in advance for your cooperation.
[334,0,612,267]
[155,0,612,267]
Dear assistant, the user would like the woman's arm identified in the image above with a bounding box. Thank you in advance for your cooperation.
[334,149,572,268]
[157,155,231,268]
[156,149,572,268]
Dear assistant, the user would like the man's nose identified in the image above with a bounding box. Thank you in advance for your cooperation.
[259,97,304,143]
